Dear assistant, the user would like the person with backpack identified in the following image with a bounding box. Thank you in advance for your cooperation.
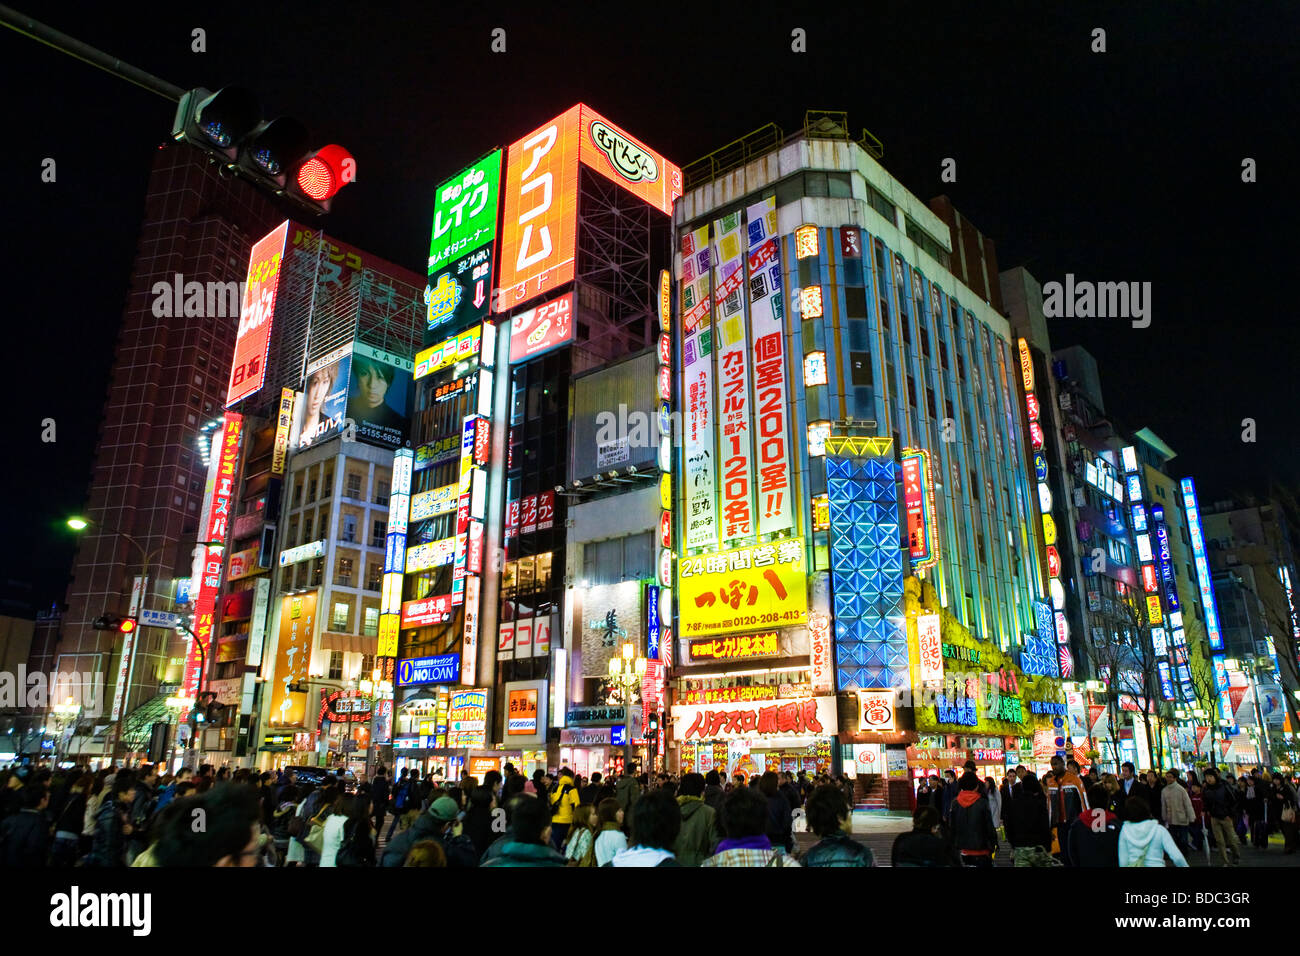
[948,772,998,867]
[1118,797,1188,867]
[1005,773,1055,867]
[563,802,598,867]
[548,767,580,849]
[329,795,376,867]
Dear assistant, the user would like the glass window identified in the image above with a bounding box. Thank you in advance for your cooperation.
[308,478,317,502]
[375,480,390,505]
[332,602,349,629]
[850,352,873,388]
[775,176,802,208]
[517,556,536,593]
[845,286,867,318]
[328,651,344,680]
[347,473,362,498]
[805,172,829,197]
[367,563,381,591]
[336,557,353,586]
[536,552,553,591]
[828,172,853,198]
[371,520,387,545]
[341,514,357,542]
[321,471,333,497]
[363,607,379,637]
[624,532,653,580]
[848,319,868,351]
[361,654,375,679]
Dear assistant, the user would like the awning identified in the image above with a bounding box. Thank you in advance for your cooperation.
[320,631,379,655]
[122,693,176,749]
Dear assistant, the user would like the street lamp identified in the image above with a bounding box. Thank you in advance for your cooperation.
[608,639,646,767]
[165,696,195,772]
[51,697,80,764]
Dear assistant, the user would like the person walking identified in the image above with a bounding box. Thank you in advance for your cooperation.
[563,803,598,866]
[481,795,567,867]
[548,767,580,849]
[50,772,92,868]
[702,785,801,867]
[1272,776,1298,853]
[607,789,682,867]
[464,786,498,861]
[332,795,376,867]
[1243,770,1267,849]
[1118,798,1189,867]
[370,766,390,838]
[0,784,51,866]
[800,784,874,866]
[594,797,628,866]
[890,806,960,867]
[85,773,138,867]
[1201,769,1241,866]
[1043,755,1089,865]
[614,762,641,828]
[1160,769,1196,856]
[1068,785,1120,867]
[1115,762,1150,817]
[984,776,1003,836]
[1005,773,1054,867]
[702,770,725,816]
[673,772,717,866]
[948,773,998,867]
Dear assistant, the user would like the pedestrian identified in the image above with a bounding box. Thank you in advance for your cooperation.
[332,795,376,867]
[1118,797,1188,867]
[1101,773,1123,814]
[50,772,92,867]
[370,766,389,837]
[673,772,717,866]
[939,769,959,823]
[919,775,943,814]
[702,785,801,867]
[0,784,50,866]
[548,766,580,849]
[1145,769,1166,824]
[1160,769,1196,855]
[1068,785,1120,867]
[381,795,477,867]
[1272,776,1298,853]
[587,796,628,865]
[481,794,567,867]
[779,771,802,812]
[800,784,874,866]
[615,762,640,827]
[464,786,498,860]
[702,769,725,816]
[1116,761,1151,817]
[759,771,793,852]
[580,772,602,806]
[268,785,299,863]
[151,785,263,867]
[949,772,998,867]
[1043,755,1089,864]
[386,768,419,841]
[1201,769,1241,866]
[85,771,137,867]
[563,802,598,866]
[608,788,681,866]
[1005,773,1055,866]
[403,840,447,867]
[891,805,960,866]
[984,776,1002,833]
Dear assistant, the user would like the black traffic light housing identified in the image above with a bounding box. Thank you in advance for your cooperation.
[648,712,660,733]
[172,86,352,216]
[92,614,137,633]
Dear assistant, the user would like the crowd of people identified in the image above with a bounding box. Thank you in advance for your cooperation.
[2,756,1295,867]
[0,760,871,868]
[904,756,1299,867]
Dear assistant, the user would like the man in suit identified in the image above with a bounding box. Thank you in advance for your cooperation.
[1116,761,1152,816]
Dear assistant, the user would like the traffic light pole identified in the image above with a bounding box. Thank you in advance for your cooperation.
[0,5,183,102]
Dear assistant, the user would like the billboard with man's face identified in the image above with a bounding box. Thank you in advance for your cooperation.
[293,346,351,451]
[348,343,413,449]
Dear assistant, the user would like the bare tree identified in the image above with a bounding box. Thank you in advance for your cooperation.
[1116,590,1167,770]
[1086,631,1131,771]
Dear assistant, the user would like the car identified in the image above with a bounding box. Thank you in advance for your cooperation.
[281,765,357,792]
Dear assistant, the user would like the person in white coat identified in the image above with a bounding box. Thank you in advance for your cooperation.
[1118,798,1188,867]
[318,802,347,867]
[984,776,1003,831]
[1160,770,1196,856]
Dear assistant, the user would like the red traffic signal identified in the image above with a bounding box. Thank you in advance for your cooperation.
[292,144,354,207]
[119,618,138,635]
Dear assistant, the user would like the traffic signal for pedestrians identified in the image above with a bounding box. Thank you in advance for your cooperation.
[172,86,354,215]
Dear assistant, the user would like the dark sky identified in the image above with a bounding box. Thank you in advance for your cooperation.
[3,1,1297,609]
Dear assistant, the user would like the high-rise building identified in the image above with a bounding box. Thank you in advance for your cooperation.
[52,143,289,759]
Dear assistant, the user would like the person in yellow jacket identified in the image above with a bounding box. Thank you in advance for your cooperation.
[549,769,581,849]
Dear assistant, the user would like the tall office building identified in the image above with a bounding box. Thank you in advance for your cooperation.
[53,143,286,757]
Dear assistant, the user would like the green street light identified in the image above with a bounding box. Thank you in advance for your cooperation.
[66,517,89,531]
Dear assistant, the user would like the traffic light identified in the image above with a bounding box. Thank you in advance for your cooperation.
[648,712,659,733]
[118,618,137,635]
[172,86,353,216]
[91,614,137,633]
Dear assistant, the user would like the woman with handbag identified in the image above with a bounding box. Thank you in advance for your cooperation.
[284,785,313,867]
[1272,777,1297,853]
[308,788,343,866]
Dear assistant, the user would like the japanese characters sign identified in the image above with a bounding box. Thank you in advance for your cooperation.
[509,291,574,363]
[678,538,807,637]
[687,631,781,662]
[268,592,316,729]
[916,613,943,683]
[680,224,718,549]
[712,210,755,547]
[271,388,295,476]
[745,198,793,537]
[227,220,290,406]
[858,689,897,732]
[672,696,837,742]
[580,580,643,677]
[429,150,501,274]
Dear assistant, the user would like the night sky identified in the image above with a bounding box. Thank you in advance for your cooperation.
[3,2,1296,610]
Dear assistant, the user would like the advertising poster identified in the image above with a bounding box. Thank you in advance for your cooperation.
[575,104,682,216]
[268,592,316,729]
[503,679,548,745]
[677,538,808,637]
[509,292,574,363]
[226,220,290,406]
[347,343,413,450]
[294,346,351,450]
[680,224,718,550]
[712,210,756,547]
[580,581,644,677]
[427,149,502,338]
[744,198,794,537]
[496,107,582,312]
[271,388,295,475]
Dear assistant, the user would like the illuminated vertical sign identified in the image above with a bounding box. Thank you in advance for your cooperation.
[226,221,290,406]
[427,149,502,335]
[462,575,480,686]
[271,388,295,476]
[900,449,938,570]
[916,613,943,683]
[379,448,414,657]
[713,210,755,547]
[680,225,717,549]
[745,198,793,537]
[1180,478,1223,652]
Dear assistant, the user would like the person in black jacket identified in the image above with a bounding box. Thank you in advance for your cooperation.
[50,772,92,867]
[948,772,998,866]
[702,770,725,816]
[1068,785,1120,866]
[891,806,960,867]
[86,772,137,867]
[370,766,390,837]
[1202,769,1241,866]
[0,784,50,867]
[759,771,793,851]
[1004,773,1053,859]
[1116,762,1152,816]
